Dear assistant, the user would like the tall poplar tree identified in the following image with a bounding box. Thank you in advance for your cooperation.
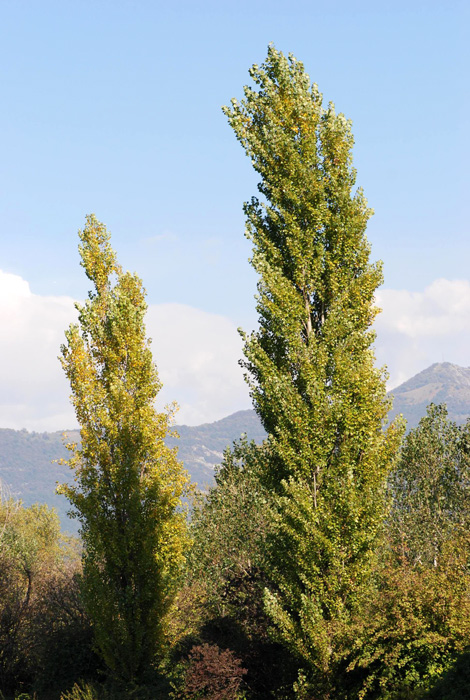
[59,215,188,688]
[224,47,402,695]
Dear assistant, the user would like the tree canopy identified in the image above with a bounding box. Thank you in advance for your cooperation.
[224,45,403,696]
[59,215,189,688]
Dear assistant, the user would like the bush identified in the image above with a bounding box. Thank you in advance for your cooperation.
[347,542,470,699]
[175,643,247,700]
[0,496,99,697]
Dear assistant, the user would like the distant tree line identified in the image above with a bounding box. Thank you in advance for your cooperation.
[1,47,470,700]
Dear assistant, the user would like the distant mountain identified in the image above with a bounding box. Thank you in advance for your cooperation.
[2,363,470,532]
[166,409,266,487]
[388,362,470,430]
[0,412,266,533]
[0,428,79,532]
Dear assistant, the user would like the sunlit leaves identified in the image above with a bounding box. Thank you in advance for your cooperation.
[225,46,403,695]
[59,215,189,686]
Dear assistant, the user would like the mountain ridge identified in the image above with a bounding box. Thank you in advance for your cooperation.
[2,362,470,532]
[388,362,470,429]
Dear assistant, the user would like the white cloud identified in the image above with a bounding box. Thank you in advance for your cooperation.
[146,303,250,425]
[0,271,250,431]
[0,270,78,431]
[3,268,469,432]
[375,278,470,389]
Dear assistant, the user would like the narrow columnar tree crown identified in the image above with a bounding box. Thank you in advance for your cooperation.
[224,46,402,693]
[59,215,188,687]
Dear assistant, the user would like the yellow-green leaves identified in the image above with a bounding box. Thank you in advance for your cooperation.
[59,216,189,687]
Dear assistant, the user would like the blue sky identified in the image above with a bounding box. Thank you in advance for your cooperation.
[0,0,469,430]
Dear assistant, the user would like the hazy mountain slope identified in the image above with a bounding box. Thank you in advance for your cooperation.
[0,428,79,531]
[166,409,266,487]
[2,363,470,532]
[388,362,470,430]
[0,412,266,532]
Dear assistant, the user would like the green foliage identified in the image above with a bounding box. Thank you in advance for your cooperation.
[59,215,189,687]
[347,542,470,699]
[224,45,403,696]
[344,404,470,698]
[422,650,470,700]
[188,439,271,617]
[60,676,172,700]
[0,496,61,694]
[0,490,89,698]
[172,440,298,699]
[60,682,101,700]
[389,403,470,568]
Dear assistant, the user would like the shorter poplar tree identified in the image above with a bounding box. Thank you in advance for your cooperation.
[59,215,188,687]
